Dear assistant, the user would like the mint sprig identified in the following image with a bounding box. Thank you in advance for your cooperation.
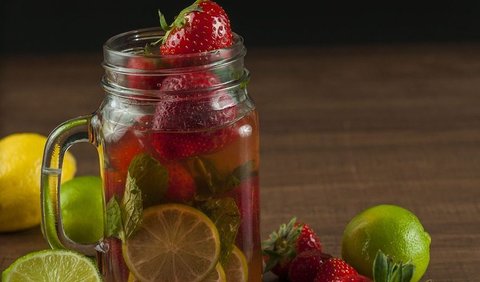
[105,153,169,240]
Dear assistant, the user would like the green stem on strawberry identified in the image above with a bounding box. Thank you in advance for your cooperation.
[372,250,415,282]
[145,1,204,53]
[262,217,302,273]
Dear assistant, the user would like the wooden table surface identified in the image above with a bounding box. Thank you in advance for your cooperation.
[2,44,480,281]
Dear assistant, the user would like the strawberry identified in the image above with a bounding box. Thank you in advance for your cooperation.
[164,162,196,203]
[313,258,358,282]
[157,0,233,55]
[106,129,145,173]
[153,72,236,130]
[336,275,372,282]
[262,218,323,280]
[126,56,164,90]
[297,221,323,254]
[288,250,332,282]
[150,72,237,160]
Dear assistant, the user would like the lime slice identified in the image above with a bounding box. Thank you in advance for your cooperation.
[2,249,101,282]
[123,204,221,282]
[202,263,226,282]
[223,246,248,282]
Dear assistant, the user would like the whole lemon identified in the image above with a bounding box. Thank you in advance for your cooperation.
[60,176,104,243]
[342,204,431,282]
[0,133,76,232]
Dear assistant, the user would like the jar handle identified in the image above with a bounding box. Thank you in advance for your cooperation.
[41,115,100,256]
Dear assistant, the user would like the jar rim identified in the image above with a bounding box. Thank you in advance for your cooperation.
[101,27,248,100]
[103,27,245,60]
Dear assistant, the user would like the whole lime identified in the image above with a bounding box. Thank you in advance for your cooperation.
[341,204,431,282]
[0,133,76,232]
[60,176,104,243]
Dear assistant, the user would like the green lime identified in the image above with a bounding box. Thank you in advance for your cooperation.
[60,176,104,243]
[2,249,101,282]
[123,204,221,282]
[342,204,431,282]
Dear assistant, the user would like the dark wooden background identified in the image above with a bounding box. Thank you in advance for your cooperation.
[2,43,480,281]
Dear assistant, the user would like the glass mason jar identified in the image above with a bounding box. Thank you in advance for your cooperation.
[41,27,261,282]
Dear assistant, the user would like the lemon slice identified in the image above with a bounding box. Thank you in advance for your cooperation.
[2,249,101,282]
[203,263,226,282]
[123,204,221,282]
[223,246,248,282]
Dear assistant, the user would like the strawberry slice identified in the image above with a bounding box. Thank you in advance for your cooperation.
[157,0,233,55]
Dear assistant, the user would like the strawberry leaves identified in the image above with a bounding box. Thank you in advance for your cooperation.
[262,217,303,273]
[373,250,414,282]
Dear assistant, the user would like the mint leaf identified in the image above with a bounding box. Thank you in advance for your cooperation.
[105,196,123,239]
[190,157,225,198]
[128,153,168,208]
[189,157,256,199]
[225,160,256,189]
[198,197,240,264]
[121,174,143,239]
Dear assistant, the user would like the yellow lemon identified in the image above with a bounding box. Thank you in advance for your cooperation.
[342,204,431,282]
[0,133,76,232]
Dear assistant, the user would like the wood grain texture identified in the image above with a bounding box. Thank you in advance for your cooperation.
[2,44,480,281]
